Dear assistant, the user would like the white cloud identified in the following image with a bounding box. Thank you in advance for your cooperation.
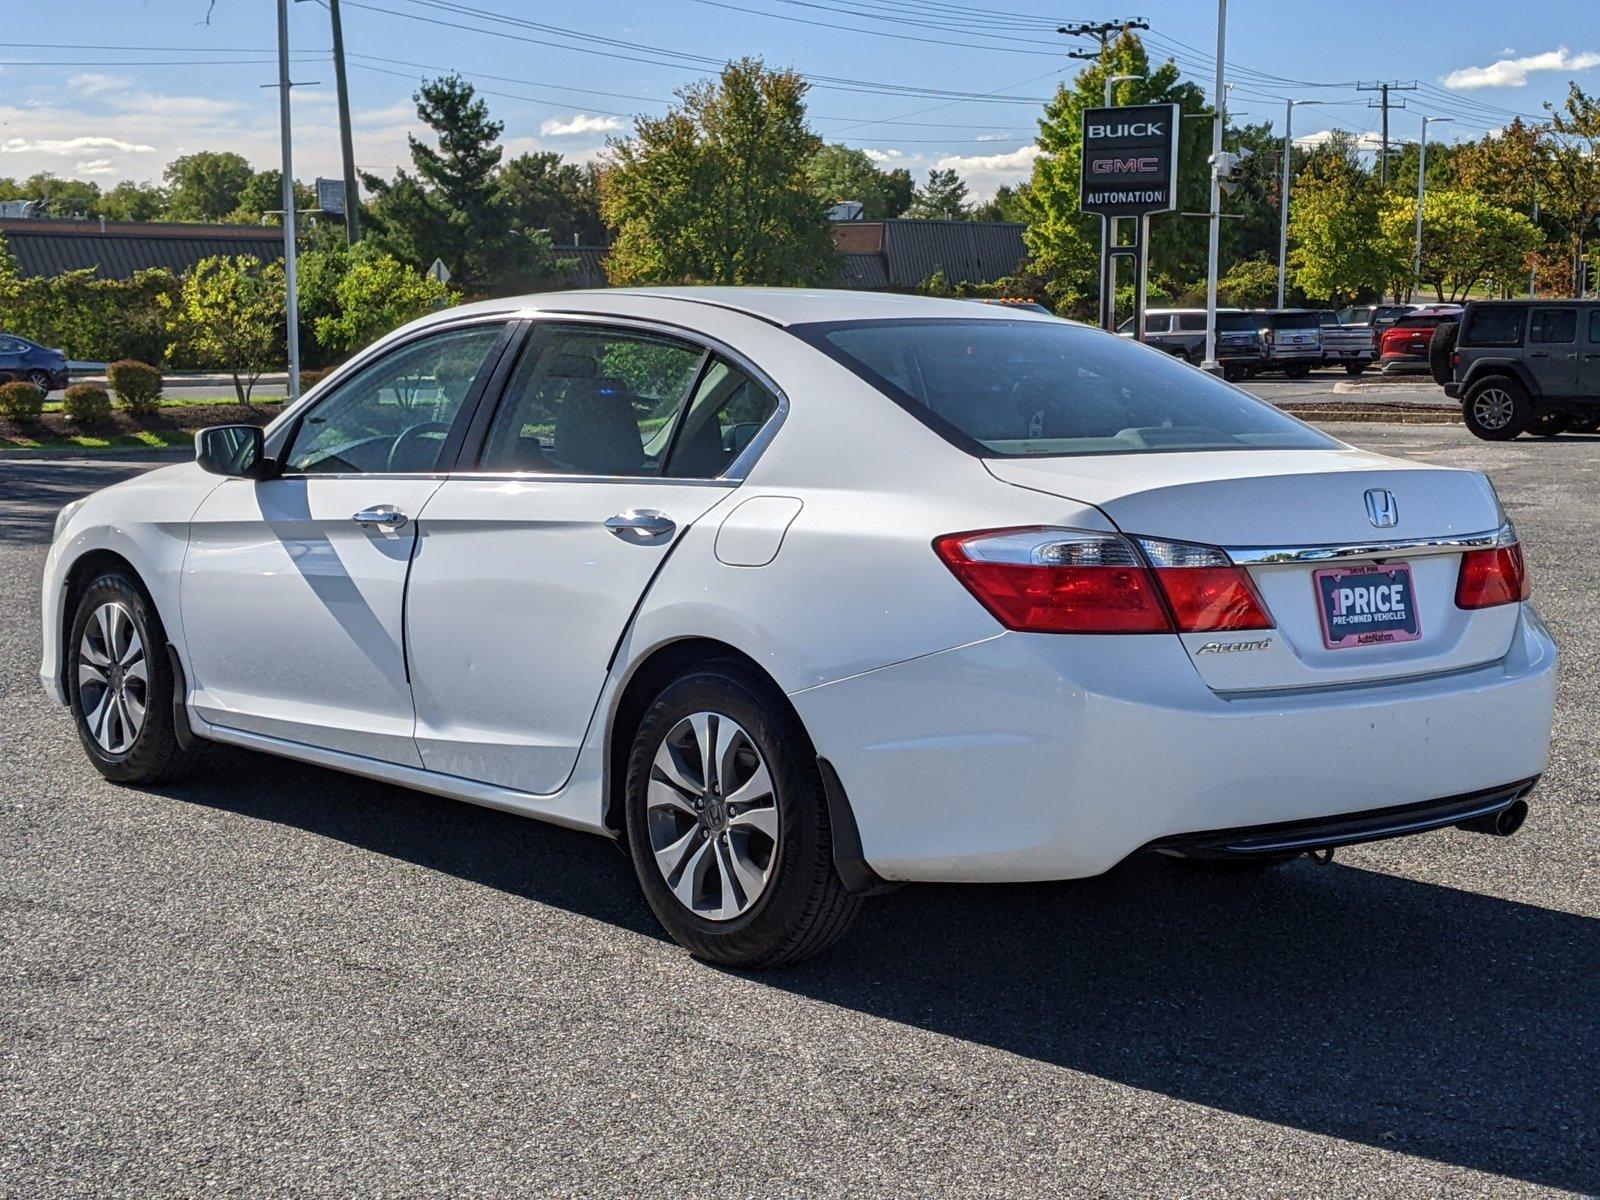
[66,73,129,97]
[861,147,910,163]
[539,113,623,136]
[975,132,1015,142]
[934,144,1040,201]
[1295,129,1384,151]
[75,159,122,177]
[1443,46,1600,89]
[0,135,155,157]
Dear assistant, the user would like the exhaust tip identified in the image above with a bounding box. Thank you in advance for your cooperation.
[1456,798,1528,838]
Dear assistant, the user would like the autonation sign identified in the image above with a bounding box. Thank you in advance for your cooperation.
[1080,103,1180,218]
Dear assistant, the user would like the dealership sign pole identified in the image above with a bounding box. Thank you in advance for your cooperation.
[1081,102,1180,337]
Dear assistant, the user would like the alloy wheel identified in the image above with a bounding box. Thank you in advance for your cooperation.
[1472,386,1515,431]
[25,369,51,391]
[645,711,779,921]
[77,601,147,754]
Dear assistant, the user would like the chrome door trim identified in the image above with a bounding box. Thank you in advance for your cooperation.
[1226,524,1510,566]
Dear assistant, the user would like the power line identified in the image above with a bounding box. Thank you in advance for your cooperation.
[1357,81,1418,185]
[1059,17,1149,61]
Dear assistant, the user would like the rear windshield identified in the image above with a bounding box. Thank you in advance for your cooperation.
[1217,312,1261,332]
[1267,312,1322,330]
[794,318,1336,458]
[1463,306,1524,347]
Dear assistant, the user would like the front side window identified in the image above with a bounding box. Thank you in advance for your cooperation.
[1529,308,1577,344]
[1590,309,1600,344]
[1463,306,1525,347]
[283,323,504,474]
[797,318,1336,457]
[480,326,705,476]
[1144,314,1172,334]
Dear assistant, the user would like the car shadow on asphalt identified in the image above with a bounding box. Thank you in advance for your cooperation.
[172,745,1596,1193]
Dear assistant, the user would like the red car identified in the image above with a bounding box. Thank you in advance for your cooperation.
[1378,306,1463,373]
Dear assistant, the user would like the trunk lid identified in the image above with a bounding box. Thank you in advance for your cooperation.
[985,449,1519,691]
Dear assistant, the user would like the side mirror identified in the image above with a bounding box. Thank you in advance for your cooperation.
[195,424,267,478]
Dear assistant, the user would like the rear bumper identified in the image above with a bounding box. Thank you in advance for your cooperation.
[791,607,1557,883]
[1444,382,1462,398]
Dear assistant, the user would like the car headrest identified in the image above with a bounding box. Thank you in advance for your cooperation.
[553,382,641,475]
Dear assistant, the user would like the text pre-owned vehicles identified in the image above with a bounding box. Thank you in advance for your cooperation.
[1440,299,1600,439]
[1378,305,1463,373]
[41,290,1557,967]
[0,333,69,393]
[1317,309,1377,375]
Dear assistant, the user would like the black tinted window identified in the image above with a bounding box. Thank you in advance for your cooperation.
[1217,312,1261,333]
[1590,310,1600,344]
[1463,306,1524,347]
[663,360,779,478]
[1269,312,1322,330]
[799,318,1335,457]
[1176,312,1207,332]
[1530,309,1577,344]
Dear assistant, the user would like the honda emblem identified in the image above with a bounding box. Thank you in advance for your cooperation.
[1364,488,1399,529]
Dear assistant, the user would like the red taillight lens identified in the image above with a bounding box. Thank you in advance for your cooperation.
[1456,540,1530,609]
[934,528,1171,633]
[1135,537,1274,632]
[935,529,1275,635]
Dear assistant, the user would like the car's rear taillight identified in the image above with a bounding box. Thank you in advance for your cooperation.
[1456,532,1530,609]
[934,528,1170,633]
[934,529,1274,635]
[1135,537,1275,632]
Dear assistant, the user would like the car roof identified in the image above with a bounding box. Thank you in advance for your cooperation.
[443,287,1062,329]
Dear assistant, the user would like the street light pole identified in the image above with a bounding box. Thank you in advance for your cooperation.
[1276,99,1322,309]
[1412,116,1452,302]
[275,0,301,404]
[1201,0,1227,372]
[1098,73,1139,332]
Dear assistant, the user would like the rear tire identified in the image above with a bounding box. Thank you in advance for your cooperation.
[1284,363,1312,379]
[1222,363,1246,383]
[1530,412,1569,438]
[1569,412,1600,434]
[1344,362,1368,377]
[623,662,862,968]
[67,571,203,785]
[1462,375,1531,440]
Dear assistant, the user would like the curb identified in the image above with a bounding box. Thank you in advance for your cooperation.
[0,447,191,462]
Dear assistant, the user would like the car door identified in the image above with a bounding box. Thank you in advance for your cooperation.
[1583,308,1600,397]
[0,337,25,381]
[1526,307,1580,396]
[404,319,783,794]
[181,318,514,763]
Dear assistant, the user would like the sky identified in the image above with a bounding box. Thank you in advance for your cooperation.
[1,0,1596,203]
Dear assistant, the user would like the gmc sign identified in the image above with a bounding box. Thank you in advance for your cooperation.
[1080,103,1180,217]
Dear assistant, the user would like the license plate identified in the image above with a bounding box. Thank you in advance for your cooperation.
[1314,563,1422,649]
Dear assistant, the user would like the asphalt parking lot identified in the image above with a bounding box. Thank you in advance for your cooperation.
[2,425,1595,1197]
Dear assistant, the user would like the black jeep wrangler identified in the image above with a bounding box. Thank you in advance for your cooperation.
[1435,300,1600,440]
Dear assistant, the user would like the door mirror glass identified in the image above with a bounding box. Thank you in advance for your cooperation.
[195,424,265,477]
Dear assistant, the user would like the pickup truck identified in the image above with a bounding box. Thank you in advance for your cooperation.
[1316,310,1376,375]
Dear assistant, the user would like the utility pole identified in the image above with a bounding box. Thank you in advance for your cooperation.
[1201,0,1227,373]
[1412,116,1451,301]
[274,0,302,403]
[1529,181,1539,298]
[1059,18,1150,60]
[1277,99,1323,308]
[328,0,361,244]
[1357,81,1417,187]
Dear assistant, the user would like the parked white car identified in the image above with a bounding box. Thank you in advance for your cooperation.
[41,289,1557,966]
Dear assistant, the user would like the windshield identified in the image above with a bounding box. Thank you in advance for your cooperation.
[794,318,1336,458]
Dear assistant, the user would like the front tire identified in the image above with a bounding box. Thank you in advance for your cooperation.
[25,369,53,394]
[623,663,861,968]
[67,572,202,784]
[1462,375,1531,440]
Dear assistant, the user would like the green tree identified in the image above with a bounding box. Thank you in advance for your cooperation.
[230,170,317,225]
[1288,133,1395,304]
[1379,188,1541,301]
[1543,84,1600,294]
[804,144,914,218]
[11,172,101,217]
[313,247,455,353]
[909,168,971,219]
[164,151,255,221]
[1024,32,1211,315]
[972,183,1030,222]
[165,254,285,402]
[501,151,608,245]
[1218,257,1280,307]
[602,58,837,286]
[98,180,168,222]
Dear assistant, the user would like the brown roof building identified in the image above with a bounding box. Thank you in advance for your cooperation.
[0,218,285,280]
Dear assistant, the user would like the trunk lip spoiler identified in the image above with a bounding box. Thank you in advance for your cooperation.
[1225,523,1510,567]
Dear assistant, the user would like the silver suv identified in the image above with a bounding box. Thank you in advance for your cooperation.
[1440,301,1600,439]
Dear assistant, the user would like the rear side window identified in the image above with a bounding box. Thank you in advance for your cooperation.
[1176,312,1207,332]
[1529,308,1577,344]
[1463,306,1524,347]
[1590,310,1600,343]
[797,318,1336,457]
[1144,314,1172,333]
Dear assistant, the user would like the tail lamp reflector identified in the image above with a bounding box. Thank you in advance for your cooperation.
[1456,538,1530,609]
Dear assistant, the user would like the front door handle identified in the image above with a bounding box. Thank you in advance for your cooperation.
[1529,350,1549,358]
[352,504,409,529]
[604,509,676,542]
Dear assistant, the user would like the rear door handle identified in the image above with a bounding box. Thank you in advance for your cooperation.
[1529,351,1549,358]
[352,504,409,529]
[604,509,676,542]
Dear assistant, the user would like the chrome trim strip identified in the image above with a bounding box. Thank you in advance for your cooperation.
[1226,524,1509,566]
[1229,795,1515,854]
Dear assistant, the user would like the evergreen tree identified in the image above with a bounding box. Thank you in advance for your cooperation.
[909,168,971,220]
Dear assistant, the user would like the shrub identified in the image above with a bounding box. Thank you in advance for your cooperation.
[107,359,163,416]
[299,366,336,394]
[0,380,45,420]
[63,383,112,427]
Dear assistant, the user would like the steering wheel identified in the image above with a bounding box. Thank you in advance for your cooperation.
[387,421,452,472]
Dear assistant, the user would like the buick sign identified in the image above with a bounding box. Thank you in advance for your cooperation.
[1080,103,1181,218]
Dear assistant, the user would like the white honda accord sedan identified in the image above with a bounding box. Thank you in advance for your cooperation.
[41,289,1557,965]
